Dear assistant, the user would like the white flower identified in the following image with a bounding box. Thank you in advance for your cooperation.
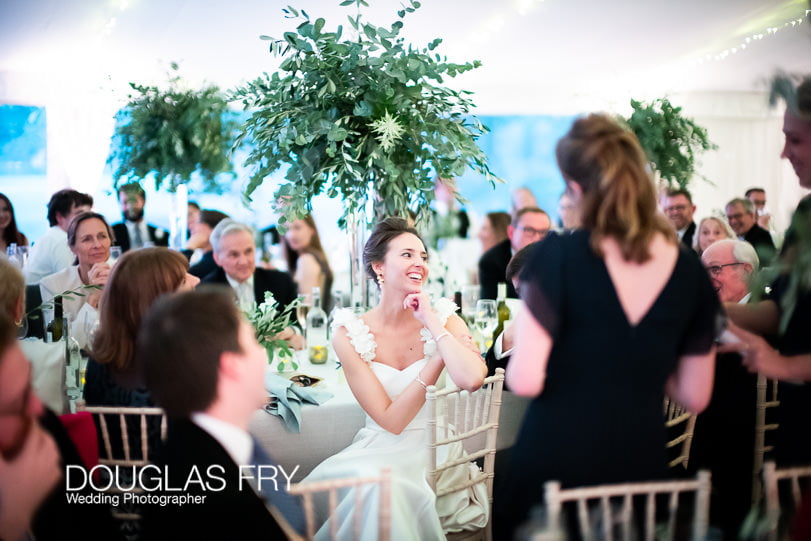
[370,110,405,152]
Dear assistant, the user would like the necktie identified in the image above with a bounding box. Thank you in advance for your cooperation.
[250,438,305,534]
[133,223,144,248]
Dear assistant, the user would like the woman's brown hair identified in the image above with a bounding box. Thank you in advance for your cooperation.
[92,247,189,371]
[0,193,28,248]
[283,214,334,310]
[556,113,675,263]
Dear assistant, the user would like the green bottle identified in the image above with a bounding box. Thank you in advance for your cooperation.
[494,283,511,338]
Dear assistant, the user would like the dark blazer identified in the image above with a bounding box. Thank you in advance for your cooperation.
[681,221,696,249]
[478,239,517,300]
[743,223,776,265]
[188,250,217,279]
[141,419,288,540]
[112,222,169,252]
[201,266,297,310]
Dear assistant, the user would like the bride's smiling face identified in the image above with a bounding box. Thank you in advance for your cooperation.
[374,233,429,292]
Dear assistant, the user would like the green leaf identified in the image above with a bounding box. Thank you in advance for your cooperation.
[328,125,348,141]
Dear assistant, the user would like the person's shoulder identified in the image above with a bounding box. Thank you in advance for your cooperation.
[480,238,511,261]
[256,267,294,284]
[200,266,226,284]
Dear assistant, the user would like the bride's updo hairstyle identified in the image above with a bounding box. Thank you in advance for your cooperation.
[556,113,675,263]
[363,217,424,287]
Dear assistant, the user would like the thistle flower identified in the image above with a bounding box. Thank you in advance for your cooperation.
[370,111,405,152]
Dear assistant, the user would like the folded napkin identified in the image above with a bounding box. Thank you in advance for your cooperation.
[264,372,333,433]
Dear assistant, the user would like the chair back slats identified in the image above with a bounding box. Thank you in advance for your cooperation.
[663,397,696,469]
[753,375,781,503]
[544,471,711,541]
[288,469,392,541]
[424,367,504,540]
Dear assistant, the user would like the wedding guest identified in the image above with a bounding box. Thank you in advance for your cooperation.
[24,189,92,284]
[722,76,811,470]
[557,191,581,231]
[510,186,538,215]
[283,214,334,312]
[139,287,302,539]
[0,193,28,254]
[39,212,113,350]
[187,209,229,278]
[111,183,168,252]
[496,114,719,538]
[202,219,303,349]
[477,211,510,254]
[725,197,776,265]
[692,216,736,255]
[690,239,760,537]
[84,248,198,465]
[301,217,488,539]
[0,312,61,541]
[84,248,198,413]
[662,188,697,248]
[478,206,550,300]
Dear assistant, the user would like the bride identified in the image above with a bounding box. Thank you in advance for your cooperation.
[301,217,489,540]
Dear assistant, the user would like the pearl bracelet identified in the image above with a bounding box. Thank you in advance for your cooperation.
[433,331,451,344]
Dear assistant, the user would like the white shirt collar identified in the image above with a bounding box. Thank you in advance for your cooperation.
[225,273,255,311]
[738,293,752,304]
[191,412,253,466]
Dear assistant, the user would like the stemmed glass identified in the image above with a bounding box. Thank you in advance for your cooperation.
[474,299,498,354]
[461,285,480,327]
[296,294,311,334]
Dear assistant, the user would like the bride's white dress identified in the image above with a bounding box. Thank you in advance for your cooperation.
[302,299,488,540]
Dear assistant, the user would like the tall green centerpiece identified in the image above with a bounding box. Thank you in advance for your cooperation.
[623,97,717,190]
[107,64,239,248]
[232,0,500,306]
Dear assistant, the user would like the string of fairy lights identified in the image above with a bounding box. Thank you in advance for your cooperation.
[687,10,810,67]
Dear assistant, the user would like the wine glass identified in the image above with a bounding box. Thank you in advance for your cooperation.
[461,285,480,327]
[296,294,311,333]
[474,299,498,354]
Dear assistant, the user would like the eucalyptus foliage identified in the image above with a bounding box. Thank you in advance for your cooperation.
[244,292,301,372]
[108,65,239,193]
[623,98,717,190]
[232,0,500,228]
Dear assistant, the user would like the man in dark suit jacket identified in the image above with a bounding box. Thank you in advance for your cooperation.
[478,207,550,299]
[726,197,776,265]
[139,288,304,540]
[201,219,303,348]
[111,183,169,252]
[661,188,697,249]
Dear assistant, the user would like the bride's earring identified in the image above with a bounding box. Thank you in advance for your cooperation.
[376,274,384,286]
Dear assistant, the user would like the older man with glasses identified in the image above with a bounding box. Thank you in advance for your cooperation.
[689,238,761,536]
[478,206,550,300]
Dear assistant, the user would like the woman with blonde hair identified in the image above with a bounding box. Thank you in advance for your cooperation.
[495,114,721,537]
[283,214,333,311]
[693,215,735,255]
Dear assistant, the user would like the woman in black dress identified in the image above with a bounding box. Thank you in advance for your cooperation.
[495,114,720,536]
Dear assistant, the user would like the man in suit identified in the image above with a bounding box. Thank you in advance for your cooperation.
[691,239,761,537]
[111,183,169,252]
[725,197,776,265]
[478,206,550,299]
[202,219,303,349]
[139,288,304,539]
[661,188,696,248]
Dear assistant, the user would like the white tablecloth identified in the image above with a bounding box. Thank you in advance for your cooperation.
[249,356,529,482]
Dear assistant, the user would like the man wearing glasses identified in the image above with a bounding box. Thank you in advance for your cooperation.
[691,239,760,535]
[661,189,697,248]
[478,206,550,300]
[0,313,61,540]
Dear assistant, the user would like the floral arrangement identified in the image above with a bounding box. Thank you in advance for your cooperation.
[243,292,300,372]
[231,0,500,229]
[107,63,239,194]
[622,97,717,190]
